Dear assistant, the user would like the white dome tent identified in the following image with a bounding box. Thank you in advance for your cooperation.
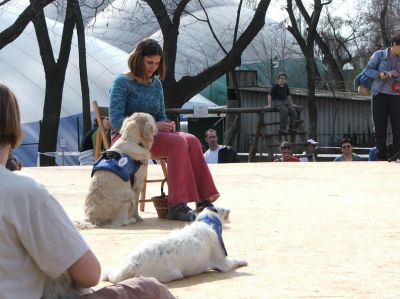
[0,6,129,165]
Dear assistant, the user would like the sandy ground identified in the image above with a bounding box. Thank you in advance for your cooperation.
[23,161,400,299]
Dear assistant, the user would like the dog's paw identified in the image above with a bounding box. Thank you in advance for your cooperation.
[100,270,110,281]
[73,220,96,230]
[102,268,125,283]
[236,259,248,267]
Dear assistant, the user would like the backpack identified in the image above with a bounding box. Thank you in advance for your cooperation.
[354,49,385,96]
[354,72,372,96]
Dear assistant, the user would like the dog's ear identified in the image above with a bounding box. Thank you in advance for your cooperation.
[119,116,132,136]
[139,114,157,149]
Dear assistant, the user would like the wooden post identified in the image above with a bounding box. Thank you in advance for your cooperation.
[248,111,265,162]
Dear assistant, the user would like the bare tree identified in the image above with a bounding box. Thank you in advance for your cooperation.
[285,0,332,139]
[145,0,272,109]
[1,0,92,165]
[360,0,400,49]
[31,0,90,166]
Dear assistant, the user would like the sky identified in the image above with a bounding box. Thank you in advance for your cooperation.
[266,0,357,23]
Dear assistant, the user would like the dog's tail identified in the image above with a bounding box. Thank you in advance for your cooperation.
[73,220,97,230]
[101,265,137,283]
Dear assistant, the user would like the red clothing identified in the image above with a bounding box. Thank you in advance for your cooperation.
[149,132,219,206]
[112,131,219,206]
[273,156,300,162]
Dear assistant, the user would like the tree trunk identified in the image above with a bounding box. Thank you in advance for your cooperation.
[74,0,91,135]
[315,34,346,90]
[305,54,318,139]
[224,70,241,146]
[33,0,76,166]
[38,74,64,166]
[380,0,390,47]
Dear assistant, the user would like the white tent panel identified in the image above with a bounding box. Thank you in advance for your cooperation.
[0,6,128,123]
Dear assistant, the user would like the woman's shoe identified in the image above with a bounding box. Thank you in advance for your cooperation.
[167,203,196,221]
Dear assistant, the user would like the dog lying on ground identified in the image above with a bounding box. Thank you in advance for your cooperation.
[102,207,247,283]
[79,112,157,228]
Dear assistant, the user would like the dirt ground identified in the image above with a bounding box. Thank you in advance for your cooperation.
[24,161,400,298]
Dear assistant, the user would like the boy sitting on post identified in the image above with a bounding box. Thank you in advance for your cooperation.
[267,72,297,134]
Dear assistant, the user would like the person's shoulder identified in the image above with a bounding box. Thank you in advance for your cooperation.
[290,156,300,162]
[113,73,128,81]
[0,168,49,200]
[110,73,127,88]
[353,154,363,161]
[270,84,279,90]
[372,48,388,59]
[334,155,344,161]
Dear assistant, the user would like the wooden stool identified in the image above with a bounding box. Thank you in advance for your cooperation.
[139,159,168,212]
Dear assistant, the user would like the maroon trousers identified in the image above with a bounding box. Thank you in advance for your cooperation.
[150,131,219,206]
[76,277,176,299]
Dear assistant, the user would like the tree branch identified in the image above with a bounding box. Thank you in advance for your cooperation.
[198,0,227,54]
[0,0,55,49]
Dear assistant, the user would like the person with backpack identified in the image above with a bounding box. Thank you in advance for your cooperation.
[204,129,240,163]
[363,34,400,160]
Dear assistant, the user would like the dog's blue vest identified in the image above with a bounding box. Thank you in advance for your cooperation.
[91,151,142,182]
[197,213,228,256]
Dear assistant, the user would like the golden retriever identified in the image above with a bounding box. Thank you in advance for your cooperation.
[82,112,157,227]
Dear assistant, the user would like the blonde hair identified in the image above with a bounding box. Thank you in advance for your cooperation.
[128,39,165,80]
[0,83,22,149]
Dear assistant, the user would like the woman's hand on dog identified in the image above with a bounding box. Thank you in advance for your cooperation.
[157,120,176,132]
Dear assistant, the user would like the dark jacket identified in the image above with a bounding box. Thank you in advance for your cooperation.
[218,146,239,163]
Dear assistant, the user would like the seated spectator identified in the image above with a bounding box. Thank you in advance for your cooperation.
[300,138,318,162]
[0,83,176,299]
[368,147,378,161]
[334,138,363,161]
[273,141,300,162]
[79,117,111,165]
[6,151,22,171]
[204,128,239,163]
[80,116,111,152]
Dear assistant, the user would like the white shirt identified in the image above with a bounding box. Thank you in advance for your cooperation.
[300,151,316,162]
[0,165,89,299]
[204,145,222,164]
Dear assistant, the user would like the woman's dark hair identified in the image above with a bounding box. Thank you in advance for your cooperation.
[0,83,22,149]
[128,39,166,80]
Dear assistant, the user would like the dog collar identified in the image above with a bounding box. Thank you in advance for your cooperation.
[197,214,227,256]
[91,151,142,181]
